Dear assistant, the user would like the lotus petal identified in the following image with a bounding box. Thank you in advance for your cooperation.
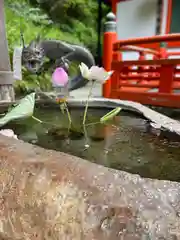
[52,67,69,87]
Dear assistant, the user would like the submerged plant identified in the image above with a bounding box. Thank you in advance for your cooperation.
[79,62,113,125]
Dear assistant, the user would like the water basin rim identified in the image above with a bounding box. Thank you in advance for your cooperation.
[66,98,180,136]
[67,98,141,111]
[36,97,180,136]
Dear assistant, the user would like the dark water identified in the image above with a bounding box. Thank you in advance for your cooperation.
[6,108,180,182]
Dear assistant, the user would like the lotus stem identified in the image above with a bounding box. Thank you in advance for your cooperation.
[32,116,60,128]
[83,125,90,148]
[63,101,72,124]
[83,81,95,125]
[85,121,101,126]
[32,116,43,123]
[59,103,65,114]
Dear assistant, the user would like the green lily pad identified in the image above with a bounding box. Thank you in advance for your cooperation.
[0,92,36,127]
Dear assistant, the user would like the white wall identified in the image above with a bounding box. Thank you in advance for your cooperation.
[116,0,158,60]
[116,0,180,60]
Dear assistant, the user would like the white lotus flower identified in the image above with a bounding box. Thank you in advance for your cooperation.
[79,62,113,83]
[0,129,18,139]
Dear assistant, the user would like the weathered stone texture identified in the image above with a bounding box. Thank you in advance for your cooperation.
[0,135,180,239]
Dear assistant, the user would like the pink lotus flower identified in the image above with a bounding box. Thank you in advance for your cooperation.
[52,67,69,87]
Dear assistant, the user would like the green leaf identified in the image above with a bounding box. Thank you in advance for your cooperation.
[100,107,122,123]
[0,92,36,127]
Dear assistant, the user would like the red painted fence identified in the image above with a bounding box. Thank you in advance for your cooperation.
[103,34,180,108]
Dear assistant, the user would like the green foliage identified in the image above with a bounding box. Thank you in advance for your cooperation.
[29,0,110,51]
[5,0,109,95]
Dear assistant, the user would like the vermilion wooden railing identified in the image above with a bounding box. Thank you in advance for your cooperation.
[113,34,180,50]
[106,34,180,108]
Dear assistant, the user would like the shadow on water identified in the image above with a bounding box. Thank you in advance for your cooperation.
[4,107,180,182]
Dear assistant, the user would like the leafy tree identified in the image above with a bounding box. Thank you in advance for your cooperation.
[5,0,110,94]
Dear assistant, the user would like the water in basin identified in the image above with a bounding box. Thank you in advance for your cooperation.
[6,107,180,182]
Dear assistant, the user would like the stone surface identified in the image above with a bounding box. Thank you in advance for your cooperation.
[0,135,180,239]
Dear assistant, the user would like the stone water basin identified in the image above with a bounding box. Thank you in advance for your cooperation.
[5,105,180,182]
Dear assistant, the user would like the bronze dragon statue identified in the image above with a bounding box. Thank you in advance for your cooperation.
[21,36,95,90]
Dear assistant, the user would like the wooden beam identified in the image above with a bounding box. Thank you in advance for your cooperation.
[0,0,15,102]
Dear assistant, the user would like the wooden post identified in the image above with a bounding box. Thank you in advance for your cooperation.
[0,0,15,102]
[103,12,117,98]
[159,64,174,93]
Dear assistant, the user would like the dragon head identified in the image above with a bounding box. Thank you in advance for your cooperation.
[22,35,45,74]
